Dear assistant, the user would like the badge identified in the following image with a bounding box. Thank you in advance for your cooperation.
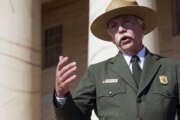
[159,75,168,85]
[102,79,118,84]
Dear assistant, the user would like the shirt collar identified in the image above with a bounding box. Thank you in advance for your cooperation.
[123,47,146,66]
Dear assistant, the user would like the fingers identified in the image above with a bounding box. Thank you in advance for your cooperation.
[56,56,69,73]
[60,75,77,88]
[58,61,77,77]
[59,64,77,83]
[55,56,77,97]
[56,56,77,79]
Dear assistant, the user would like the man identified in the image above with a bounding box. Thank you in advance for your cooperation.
[54,0,180,120]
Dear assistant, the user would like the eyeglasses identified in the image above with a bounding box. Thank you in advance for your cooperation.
[107,20,136,32]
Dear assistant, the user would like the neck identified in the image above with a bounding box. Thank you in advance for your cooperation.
[122,46,143,56]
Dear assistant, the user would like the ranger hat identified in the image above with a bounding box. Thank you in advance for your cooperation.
[90,0,158,41]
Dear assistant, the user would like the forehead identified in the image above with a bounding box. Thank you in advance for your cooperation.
[108,15,141,24]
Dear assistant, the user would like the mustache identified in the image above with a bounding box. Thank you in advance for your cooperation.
[117,33,134,43]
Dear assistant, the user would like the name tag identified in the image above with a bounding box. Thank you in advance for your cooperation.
[102,79,118,84]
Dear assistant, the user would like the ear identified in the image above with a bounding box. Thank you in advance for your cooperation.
[106,28,116,43]
[107,29,114,39]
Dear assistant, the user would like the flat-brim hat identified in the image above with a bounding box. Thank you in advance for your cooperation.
[91,0,158,41]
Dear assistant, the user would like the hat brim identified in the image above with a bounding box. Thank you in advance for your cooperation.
[91,6,158,41]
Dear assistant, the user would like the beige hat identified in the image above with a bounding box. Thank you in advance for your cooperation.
[90,0,158,41]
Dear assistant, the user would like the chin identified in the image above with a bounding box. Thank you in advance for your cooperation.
[119,45,138,54]
[121,44,134,50]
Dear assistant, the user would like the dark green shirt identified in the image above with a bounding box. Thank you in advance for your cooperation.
[54,50,180,120]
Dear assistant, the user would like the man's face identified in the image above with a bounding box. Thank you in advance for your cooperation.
[107,15,145,55]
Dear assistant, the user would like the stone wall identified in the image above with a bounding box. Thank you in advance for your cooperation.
[157,0,180,59]
[41,0,180,119]
[41,0,89,119]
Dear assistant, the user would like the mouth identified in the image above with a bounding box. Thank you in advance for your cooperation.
[121,36,133,41]
[120,36,133,45]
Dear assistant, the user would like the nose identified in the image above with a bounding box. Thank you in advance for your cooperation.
[118,25,126,33]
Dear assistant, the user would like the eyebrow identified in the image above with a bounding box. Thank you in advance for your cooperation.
[106,15,144,28]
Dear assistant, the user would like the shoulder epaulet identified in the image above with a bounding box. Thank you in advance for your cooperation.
[107,56,117,64]
[151,53,164,60]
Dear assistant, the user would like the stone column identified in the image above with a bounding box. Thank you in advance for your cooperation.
[0,0,41,120]
[89,0,119,120]
[89,0,118,65]
[137,0,160,54]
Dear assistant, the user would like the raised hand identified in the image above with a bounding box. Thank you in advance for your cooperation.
[55,56,77,98]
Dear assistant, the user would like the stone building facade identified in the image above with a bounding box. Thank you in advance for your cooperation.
[0,0,179,120]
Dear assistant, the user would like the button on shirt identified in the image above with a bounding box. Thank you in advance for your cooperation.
[56,47,146,105]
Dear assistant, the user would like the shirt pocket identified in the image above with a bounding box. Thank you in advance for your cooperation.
[97,79,126,98]
[150,90,176,99]
[145,89,177,117]
[149,77,177,100]
[96,78,127,116]
[97,85,126,98]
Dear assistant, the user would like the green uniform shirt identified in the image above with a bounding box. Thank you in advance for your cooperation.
[54,50,180,120]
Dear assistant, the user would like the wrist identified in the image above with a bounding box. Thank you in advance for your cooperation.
[55,90,66,98]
